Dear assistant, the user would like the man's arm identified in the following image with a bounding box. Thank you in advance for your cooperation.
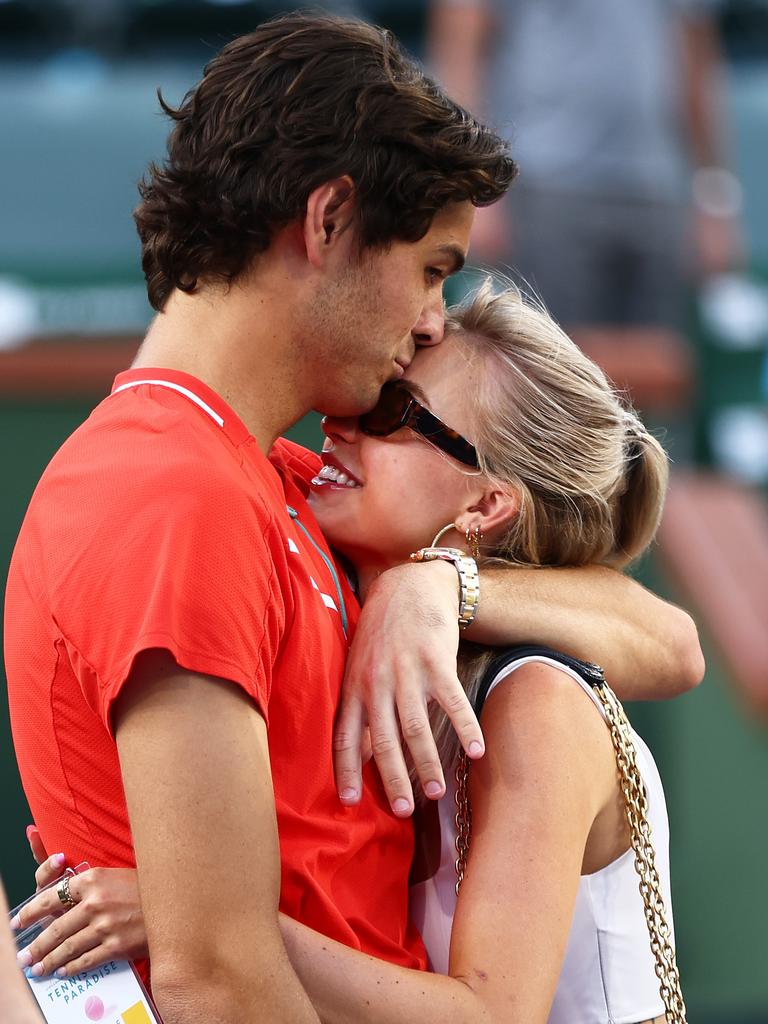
[114,649,319,1024]
[427,0,513,262]
[472,563,705,697]
[333,562,704,816]
[427,0,492,114]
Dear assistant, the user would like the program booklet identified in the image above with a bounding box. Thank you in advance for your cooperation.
[11,870,162,1024]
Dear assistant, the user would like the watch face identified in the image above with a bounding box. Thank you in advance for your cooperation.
[411,546,476,565]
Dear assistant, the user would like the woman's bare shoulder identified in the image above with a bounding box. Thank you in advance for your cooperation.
[472,659,615,812]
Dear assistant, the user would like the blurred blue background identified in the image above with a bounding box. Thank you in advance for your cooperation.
[1,2,767,1021]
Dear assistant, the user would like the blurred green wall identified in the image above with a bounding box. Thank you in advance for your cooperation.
[629,559,768,1023]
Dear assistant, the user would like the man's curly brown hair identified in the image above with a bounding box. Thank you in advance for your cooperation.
[134,12,517,310]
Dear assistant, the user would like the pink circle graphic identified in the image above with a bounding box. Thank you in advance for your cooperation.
[84,995,105,1021]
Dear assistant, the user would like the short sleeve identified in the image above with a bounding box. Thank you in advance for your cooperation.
[54,453,285,734]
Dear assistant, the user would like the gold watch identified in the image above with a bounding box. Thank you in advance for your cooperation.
[409,547,480,630]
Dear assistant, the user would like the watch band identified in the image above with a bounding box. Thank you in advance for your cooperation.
[409,546,480,629]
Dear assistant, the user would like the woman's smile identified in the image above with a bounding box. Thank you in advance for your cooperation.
[311,452,364,490]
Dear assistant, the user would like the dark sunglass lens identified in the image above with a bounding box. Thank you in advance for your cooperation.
[360,383,409,436]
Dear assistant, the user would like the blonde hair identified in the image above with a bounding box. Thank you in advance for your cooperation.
[427,280,669,776]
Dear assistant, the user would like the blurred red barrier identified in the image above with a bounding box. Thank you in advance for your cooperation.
[658,471,768,718]
[0,338,140,398]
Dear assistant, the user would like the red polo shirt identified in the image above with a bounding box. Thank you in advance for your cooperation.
[5,369,426,973]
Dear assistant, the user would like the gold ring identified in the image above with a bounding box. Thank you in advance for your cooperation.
[56,876,77,910]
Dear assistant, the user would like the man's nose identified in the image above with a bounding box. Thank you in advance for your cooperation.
[412,293,445,348]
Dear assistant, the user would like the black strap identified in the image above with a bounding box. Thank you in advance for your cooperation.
[474,645,606,717]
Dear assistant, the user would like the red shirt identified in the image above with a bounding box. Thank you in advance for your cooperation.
[4,369,426,972]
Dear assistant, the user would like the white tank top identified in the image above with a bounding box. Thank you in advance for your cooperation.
[409,655,674,1024]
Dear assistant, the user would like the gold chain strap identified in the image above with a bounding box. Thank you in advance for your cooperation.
[454,749,472,895]
[454,680,687,1023]
[593,682,687,1022]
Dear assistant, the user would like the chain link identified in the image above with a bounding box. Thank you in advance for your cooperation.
[593,681,687,1022]
[454,680,687,1023]
[454,750,472,895]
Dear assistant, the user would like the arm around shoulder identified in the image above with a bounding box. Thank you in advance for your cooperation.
[114,649,318,1024]
[470,564,705,699]
[655,595,705,695]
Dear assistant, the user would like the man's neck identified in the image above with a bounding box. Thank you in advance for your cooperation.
[133,283,309,453]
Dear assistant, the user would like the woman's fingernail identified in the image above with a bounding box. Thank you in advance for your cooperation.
[425,781,443,798]
[55,968,67,979]
[16,950,32,968]
[51,853,66,867]
[392,798,411,816]
[340,788,358,802]
[30,961,45,977]
[25,825,36,841]
[10,914,21,931]
[468,741,484,758]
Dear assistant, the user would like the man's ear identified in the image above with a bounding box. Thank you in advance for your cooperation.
[458,485,520,543]
[304,177,357,269]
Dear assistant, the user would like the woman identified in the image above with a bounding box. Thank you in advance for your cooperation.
[18,283,681,1023]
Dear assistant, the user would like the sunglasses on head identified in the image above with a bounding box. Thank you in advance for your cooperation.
[359,380,480,469]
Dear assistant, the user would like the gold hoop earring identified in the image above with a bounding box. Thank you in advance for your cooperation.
[431,523,457,547]
[465,525,483,560]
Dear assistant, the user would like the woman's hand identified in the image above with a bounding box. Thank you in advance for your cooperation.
[333,560,485,817]
[13,833,147,978]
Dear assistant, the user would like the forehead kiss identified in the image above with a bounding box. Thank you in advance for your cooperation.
[317,337,483,486]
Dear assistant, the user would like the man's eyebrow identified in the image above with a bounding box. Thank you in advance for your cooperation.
[434,245,466,276]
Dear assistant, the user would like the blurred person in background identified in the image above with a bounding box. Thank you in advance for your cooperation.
[428,0,745,332]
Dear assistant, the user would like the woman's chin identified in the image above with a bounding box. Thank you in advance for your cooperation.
[307,499,350,548]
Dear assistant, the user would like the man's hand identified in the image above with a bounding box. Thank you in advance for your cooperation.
[334,561,485,817]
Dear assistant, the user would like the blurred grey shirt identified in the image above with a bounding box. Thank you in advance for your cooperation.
[448,0,722,199]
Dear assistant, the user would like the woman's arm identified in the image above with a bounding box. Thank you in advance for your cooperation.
[279,918,481,1024]
[286,663,617,1024]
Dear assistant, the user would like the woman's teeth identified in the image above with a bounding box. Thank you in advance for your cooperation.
[312,464,361,488]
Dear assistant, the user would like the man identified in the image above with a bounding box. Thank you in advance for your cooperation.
[4,13,702,1024]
